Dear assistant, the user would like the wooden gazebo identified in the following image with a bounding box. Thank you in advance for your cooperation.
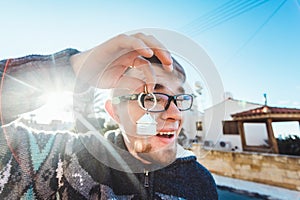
[231,106,300,153]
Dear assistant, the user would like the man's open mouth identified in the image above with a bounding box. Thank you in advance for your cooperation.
[156,132,175,138]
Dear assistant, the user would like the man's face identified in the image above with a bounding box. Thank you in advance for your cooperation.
[111,64,186,166]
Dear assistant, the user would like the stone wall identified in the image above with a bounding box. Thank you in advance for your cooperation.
[192,144,300,191]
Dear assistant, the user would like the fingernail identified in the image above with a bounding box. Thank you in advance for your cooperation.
[146,48,154,56]
[164,64,173,71]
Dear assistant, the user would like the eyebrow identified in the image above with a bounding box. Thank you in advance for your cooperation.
[154,84,185,93]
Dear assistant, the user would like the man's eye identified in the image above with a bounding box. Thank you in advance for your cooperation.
[145,97,155,102]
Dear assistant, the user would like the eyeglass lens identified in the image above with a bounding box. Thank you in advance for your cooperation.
[142,93,192,112]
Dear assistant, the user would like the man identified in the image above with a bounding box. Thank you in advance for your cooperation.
[0,33,218,199]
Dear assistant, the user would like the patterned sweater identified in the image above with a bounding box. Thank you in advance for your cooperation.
[0,49,218,199]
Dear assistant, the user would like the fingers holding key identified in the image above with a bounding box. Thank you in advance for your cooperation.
[70,32,173,90]
[132,33,173,71]
[131,56,156,93]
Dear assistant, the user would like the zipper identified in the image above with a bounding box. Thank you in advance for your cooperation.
[144,169,149,188]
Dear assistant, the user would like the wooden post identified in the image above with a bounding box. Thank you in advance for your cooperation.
[266,118,279,153]
[238,121,246,151]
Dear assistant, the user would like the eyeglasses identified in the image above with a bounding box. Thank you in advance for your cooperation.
[113,92,193,112]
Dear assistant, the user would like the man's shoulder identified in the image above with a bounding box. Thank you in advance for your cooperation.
[156,154,218,199]
[0,48,80,68]
[174,153,215,183]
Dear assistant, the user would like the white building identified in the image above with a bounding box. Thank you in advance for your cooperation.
[201,97,262,151]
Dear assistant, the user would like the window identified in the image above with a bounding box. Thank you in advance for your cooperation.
[244,123,269,146]
[195,121,203,131]
[223,120,239,135]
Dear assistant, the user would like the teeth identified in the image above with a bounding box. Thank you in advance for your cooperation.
[157,132,175,135]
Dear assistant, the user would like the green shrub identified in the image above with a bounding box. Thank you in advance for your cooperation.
[277,135,300,156]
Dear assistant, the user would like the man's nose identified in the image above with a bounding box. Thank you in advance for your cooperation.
[161,100,181,120]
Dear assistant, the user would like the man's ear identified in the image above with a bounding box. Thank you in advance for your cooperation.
[105,100,120,123]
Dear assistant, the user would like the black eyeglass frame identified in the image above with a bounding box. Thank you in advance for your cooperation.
[114,92,194,113]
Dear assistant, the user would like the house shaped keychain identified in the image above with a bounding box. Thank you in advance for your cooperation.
[136,87,157,136]
[136,112,157,135]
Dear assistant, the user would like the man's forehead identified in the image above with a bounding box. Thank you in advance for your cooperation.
[154,83,185,94]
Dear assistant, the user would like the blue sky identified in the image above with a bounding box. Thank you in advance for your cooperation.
[1,0,299,109]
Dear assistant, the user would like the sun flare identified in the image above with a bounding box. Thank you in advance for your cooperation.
[22,91,74,124]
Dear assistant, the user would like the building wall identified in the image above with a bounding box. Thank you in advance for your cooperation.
[203,98,262,150]
[192,144,300,191]
[182,105,203,141]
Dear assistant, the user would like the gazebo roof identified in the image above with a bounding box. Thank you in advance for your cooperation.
[231,106,300,121]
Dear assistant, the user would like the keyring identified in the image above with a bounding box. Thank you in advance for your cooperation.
[137,92,157,111]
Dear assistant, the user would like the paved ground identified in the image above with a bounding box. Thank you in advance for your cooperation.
[213,174,300,200]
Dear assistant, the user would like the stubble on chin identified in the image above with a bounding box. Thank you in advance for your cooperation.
[138,145,177,166]
[134,140,152,153]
